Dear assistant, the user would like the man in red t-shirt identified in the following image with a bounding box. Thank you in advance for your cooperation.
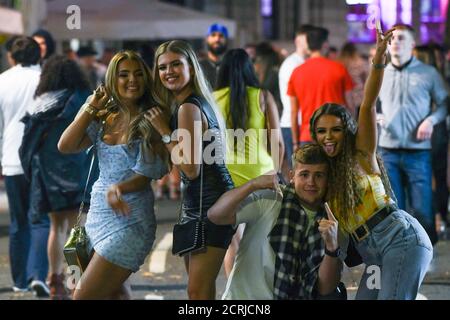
[287,27,354,146]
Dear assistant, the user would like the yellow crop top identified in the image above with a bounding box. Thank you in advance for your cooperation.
[339,174,392,233]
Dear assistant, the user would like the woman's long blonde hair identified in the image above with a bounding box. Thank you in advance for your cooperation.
[152,40,227,159]
[103,50,168,163]
[310,103,396,224]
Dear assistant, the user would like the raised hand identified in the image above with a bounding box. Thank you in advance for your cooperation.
[251,171,279,192]
[318,202,339,251]
[144,106,171,136]
[374,26,395,62]
[87,84,110,110]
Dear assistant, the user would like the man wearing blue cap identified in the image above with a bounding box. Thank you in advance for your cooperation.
[199,23,229,88]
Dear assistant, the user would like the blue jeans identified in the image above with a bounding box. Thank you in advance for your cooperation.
[281,128,293,169]
[379,148,437,244]
[355,210,432,299]
[5,175,49,288]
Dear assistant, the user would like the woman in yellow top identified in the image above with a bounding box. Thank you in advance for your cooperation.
[310,27,432,299]
[214,48,284,277]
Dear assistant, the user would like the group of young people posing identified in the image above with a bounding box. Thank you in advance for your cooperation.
[58,25,432,300]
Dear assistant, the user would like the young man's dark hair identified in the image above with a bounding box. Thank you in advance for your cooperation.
[392,23,415,34]
[295,24,316,37]
[5,35,20,52]
[291,143,329,167]
[306,27,329,52]
[10,36,41,67]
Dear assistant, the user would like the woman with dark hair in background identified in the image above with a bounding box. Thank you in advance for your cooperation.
[214,48,284,277]
[254,42,283,118]
[20,55,92,299]
[32,29,56,65]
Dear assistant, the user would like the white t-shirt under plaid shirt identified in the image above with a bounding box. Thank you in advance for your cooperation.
[222,187,324,300]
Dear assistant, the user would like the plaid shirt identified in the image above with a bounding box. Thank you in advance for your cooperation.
[269,186,325,299]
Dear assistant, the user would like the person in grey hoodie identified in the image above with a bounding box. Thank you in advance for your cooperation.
[377,24,448,245]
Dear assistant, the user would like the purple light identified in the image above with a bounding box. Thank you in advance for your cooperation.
[346,13,368,21]
[380,0,397,28]
[400,0,412,24]
[261,0,272,17]
[420,24,430,43]
[346,0,374,4]
[421,16,445,22]
[441,0,449,20]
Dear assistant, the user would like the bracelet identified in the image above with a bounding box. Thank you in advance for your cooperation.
[371,59,387,69]
[83,103,99,116]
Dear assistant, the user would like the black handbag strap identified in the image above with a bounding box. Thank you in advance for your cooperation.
[75,147,96,227]
[75,120,104,228]
[197,98,205,222]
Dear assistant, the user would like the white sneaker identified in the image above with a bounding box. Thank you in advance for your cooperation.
[12,286,29,293]
[30,280,50,297]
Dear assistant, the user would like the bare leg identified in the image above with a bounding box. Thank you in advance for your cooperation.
[47,210,78,299]
[169,168,181,200]
[156,175,169,200]
[183,255,190,273]
[110,279,132,300]
[48,210,77,275]
[187,246,226,300]
[73,252,132,300]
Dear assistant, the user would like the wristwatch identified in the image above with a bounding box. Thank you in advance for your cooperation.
[324,246,341,258]
[161,133,171,144]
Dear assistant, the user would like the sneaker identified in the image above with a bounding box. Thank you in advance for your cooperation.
[12,286,29,293]
[30,280,50,297]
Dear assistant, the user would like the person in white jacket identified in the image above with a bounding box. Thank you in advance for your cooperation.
[0,36,50,296]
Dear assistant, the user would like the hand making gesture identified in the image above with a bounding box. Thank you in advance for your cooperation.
[318,202,339,252]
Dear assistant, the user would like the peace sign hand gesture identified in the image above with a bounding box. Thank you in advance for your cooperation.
[373,24,396,64]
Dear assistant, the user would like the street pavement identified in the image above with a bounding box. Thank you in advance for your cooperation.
[0,191,449,300]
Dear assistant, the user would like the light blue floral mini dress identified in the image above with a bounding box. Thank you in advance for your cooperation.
[85,120,167,272]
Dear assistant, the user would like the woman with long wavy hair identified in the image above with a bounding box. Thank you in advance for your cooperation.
[145,40,235,299]
[58,50,169,299]
[309,28,433,299]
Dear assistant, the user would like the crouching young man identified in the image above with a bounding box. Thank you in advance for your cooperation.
[208,144,344,299]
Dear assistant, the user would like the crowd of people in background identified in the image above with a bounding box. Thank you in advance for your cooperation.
[0,19,449,300]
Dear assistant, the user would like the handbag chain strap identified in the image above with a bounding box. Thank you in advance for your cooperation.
[75,121,107,227]
[75,148,96,227]
[198,97,204,222]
